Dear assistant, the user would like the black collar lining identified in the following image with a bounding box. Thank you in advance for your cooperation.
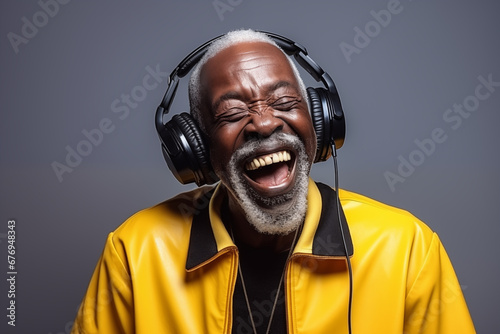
[313,182,354,257]
[185,190,218,271]
[185,182,353,270]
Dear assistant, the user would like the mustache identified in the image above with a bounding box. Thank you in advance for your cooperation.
[230,132,303,165]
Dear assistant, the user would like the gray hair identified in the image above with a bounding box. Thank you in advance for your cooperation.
[188,29,308,132]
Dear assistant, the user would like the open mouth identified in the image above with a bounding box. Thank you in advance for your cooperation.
[242,149,296,195]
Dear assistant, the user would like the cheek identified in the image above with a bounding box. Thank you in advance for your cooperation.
[286,112,317,161]
[303,126,317,162]
[208,126,241,172]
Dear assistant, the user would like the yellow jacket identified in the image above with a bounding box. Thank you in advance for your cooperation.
[72,179,475,333]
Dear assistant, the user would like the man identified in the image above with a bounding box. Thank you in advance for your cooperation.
[72,30,475,333]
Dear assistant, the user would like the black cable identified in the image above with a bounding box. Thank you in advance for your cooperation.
[332,144,353,334]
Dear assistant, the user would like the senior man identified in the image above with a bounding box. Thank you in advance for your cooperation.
[72,30,475,334]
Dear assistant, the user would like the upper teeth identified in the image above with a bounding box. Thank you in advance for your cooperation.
[245,150,291,171]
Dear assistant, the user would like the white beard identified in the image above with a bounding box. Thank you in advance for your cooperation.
[222,132,311,235]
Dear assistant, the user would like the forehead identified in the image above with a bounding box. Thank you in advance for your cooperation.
[199,42,300,102]
[203,41,290,72]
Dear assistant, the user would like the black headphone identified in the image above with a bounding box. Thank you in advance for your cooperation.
[155,31,346,186]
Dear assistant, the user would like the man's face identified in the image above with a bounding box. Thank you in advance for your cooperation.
[199,41,316,234]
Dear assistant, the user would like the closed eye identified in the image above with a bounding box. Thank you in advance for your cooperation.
[272,97,300,111]
[215,108,248,124]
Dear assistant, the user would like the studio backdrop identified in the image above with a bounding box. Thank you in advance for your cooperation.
[1,0,499,333]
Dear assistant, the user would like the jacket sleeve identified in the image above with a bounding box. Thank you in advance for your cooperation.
[403,233,476,333]
[71,233,134,334]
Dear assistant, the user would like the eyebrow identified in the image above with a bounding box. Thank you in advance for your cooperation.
[267,80,295,93]
[212,91,244,113]
[211,80,298,112]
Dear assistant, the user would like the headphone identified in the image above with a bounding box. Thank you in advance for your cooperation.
[155,31,346,186]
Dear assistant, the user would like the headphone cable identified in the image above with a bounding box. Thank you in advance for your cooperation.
[332,144,353,334]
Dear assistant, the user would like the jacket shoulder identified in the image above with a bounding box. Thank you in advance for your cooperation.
[112,185,216,243]
[340,188,418,218]
[339,188,434,242]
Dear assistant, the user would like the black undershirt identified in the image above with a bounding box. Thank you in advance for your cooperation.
[231,241,289,334]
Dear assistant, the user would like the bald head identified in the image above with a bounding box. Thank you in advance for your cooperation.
[188,29,308,131]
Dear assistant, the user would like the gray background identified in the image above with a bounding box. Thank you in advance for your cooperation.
[1,0,498,333]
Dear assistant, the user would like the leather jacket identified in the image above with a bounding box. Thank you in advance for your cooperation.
[72,179,475,333]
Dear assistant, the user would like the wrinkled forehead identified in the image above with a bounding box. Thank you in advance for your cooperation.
[199,42,300,99]
[205,41,287,68]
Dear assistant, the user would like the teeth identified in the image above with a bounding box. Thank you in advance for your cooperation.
[245,150,292,171]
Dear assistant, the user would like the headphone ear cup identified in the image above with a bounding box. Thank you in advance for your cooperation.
[160,112,218,186]
[307,87,332,162]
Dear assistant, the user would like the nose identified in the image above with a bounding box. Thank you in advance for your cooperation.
[244,109,284,140]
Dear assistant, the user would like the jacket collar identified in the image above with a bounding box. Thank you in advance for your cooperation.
[311,182,354,257]
[185,179,353,271]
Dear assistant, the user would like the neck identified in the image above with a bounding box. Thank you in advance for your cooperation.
[223,189,299,253]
